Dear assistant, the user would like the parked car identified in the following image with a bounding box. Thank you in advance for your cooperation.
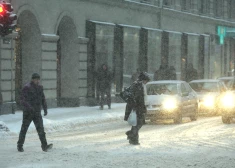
[144,80,198,124]
[189,79,227,116]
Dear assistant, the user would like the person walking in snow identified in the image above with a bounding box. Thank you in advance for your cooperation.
[125,72,150,145]
[17,73,52,152]
[185,63,198,82]
[96,64,113,110]
[168,66,177,80]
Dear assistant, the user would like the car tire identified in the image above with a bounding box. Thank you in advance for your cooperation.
[174,112,182,124]
[222,116,231,124]
[190,104,198,121]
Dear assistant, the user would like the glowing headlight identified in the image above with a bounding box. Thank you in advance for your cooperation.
[162,99,177,110]
[202,95,215,107]
[221,92,235,108]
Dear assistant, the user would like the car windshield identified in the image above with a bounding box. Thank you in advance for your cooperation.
[189,82,218,92]
[220,79,232,87]
[146,83,178,95]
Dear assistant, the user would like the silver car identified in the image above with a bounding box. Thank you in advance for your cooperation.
[189,79,227,116]
[145,80,198,124]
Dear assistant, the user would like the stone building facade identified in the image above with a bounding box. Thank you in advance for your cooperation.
[1,0,235,114]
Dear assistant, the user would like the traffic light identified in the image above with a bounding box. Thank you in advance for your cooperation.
[0,1,17,36]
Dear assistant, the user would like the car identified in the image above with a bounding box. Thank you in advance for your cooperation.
[144,80,198,124]
[189,79,227,116]
[217,77,235,124]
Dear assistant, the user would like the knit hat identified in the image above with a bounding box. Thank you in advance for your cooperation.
[138,72,150,81]
[32,73,40,79]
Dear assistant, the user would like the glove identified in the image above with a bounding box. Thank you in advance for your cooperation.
[44,110,48,116]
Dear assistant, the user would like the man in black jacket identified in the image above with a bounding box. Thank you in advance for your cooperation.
[125,72,150,145]
[17,73,52,152]
[96,64,113,110]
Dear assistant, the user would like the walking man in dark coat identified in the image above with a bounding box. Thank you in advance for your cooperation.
[185,63,198,82]
[125,72,150,145]
[96,64,113,110]
[17,73,52,152]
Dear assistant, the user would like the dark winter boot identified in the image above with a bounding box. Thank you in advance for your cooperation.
[129,135,140,145]
[41,143,53,152]
[17,146,24,152]
[129,140,140,145]
[125,131,133,140]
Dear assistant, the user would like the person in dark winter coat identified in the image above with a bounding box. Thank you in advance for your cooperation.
[185,63,198,82]
[17,73,52,152]
[96,64,113,110]
[125,72,150,145]
[169,66,177,80]
[154,65,164,81]
[131,68,140,84]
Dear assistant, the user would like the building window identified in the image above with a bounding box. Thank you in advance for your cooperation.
[181,0,191,11]
[214,0,224,18]
[227,0,235,20]
[198,0,210,15]
[163,0,172,7]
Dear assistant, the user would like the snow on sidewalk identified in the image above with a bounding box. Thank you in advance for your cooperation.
[0,103,126,137]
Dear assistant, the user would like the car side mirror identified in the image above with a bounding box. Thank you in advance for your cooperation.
[182,92,189,97]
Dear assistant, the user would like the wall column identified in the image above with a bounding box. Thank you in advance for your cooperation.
[0,33,18,115]
[41,34,59,108]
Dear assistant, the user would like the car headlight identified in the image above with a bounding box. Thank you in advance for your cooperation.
[221,92,235,108]
[162,98,178,110]
[202,95,215,107]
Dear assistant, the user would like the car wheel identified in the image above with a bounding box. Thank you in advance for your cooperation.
[222,116,231,124]
[190,104,198,121]
[174,112,182,124]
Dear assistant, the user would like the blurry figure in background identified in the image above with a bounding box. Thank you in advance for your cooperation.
[125,72,150,145]
[96,64,113,110]
[185,63,198,82]
[154,65,164,81]
[95,67,100,102]
[154,64,171,80]
[131,68,141,84]
[169,66,176,80]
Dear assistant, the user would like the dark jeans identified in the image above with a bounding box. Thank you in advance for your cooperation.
[17,112,47,147]
[128,117,144,142]
[99,88,111,107]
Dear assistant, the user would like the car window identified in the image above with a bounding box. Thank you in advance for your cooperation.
[218,82,227,92]
[184,83,192,93]
[146,83,178,95]
[181,84,188,94]
[189,82,218,92]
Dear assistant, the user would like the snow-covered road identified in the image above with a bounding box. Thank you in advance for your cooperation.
[1,111,235,168]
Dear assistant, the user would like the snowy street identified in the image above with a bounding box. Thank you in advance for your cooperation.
[0,103,235,168]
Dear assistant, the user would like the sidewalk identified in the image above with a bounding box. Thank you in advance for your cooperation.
[0,103,126,137]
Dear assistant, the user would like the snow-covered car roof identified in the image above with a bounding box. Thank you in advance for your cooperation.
[147,80,185,85]
[189,79,221,83]
[217,77,235,80]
